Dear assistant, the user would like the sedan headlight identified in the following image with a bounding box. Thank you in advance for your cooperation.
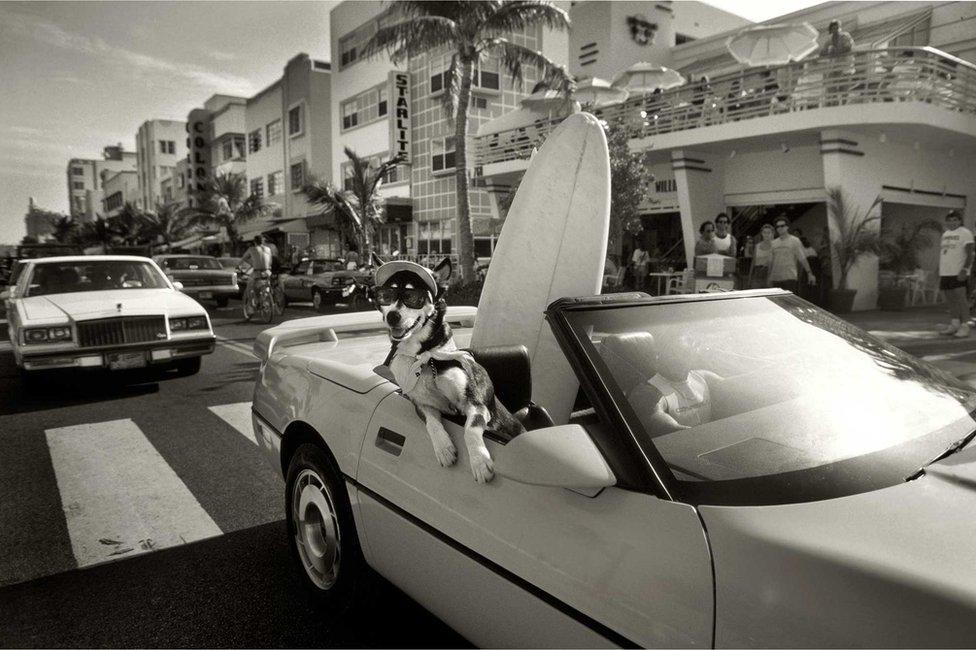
[169,316,209,332]
[24,326,73,344]
[230,272,238,286]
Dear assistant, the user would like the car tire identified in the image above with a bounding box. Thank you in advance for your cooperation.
[215,296,229,308]
[174,356,202,376]
[285,443,368,608]
[312,289,328,313]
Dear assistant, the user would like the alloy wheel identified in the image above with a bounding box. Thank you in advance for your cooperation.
[291,468,341,590]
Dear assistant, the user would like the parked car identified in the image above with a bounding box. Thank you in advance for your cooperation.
[250,289,976,647]
[217,256,242,271]
[153,254,238,307]
[278,258,373,311]
[3,255,214,378]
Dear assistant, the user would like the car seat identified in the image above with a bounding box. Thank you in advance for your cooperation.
[598,332,658,395]
[467,344,554,437]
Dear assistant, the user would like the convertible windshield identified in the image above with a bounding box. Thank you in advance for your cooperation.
[161,257,223,270]
[563,294,976,504]
[26,261,169,296]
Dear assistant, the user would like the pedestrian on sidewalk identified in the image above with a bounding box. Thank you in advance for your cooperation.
[938,210,974,337]
[768,217,815,294]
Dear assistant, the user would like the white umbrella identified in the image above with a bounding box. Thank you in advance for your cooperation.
[572,76,629,108]
[726,22,819,66]
[611,62,685,94]
[519,88,575,112]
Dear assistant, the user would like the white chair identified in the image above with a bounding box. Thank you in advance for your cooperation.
[908,269,941,305]
[666,269,694,295]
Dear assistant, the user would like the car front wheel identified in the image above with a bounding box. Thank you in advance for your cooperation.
[312,289,330,313]
[285,443,366,605]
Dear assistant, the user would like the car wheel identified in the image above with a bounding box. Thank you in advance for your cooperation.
[285,443,367,606]
[215,296,229,308]
[312,289,327,313]
[174,356,201,376]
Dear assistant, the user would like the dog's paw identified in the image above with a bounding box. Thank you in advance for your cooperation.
[470,452,495,484]
[433,439,457,467]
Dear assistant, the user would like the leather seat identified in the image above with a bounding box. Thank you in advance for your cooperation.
[467,344,554,437]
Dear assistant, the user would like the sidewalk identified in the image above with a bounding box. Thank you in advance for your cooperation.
[843,304,976,356]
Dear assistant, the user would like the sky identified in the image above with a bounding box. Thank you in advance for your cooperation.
[0,0,820,245]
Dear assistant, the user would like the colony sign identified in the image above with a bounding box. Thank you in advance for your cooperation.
[389,71,411,163]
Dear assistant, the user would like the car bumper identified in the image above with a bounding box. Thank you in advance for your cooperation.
[180,286,238,299]
[252,409,283,477]
[19,336,216,371]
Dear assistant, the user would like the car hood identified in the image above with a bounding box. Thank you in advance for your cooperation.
[20,289,204,321]
[700,445,976,647]
[165,269,233,278]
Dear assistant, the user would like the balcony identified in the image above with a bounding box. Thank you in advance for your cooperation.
[472,47,976,170]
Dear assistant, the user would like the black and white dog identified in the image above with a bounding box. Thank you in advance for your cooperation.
[375,258,524,483]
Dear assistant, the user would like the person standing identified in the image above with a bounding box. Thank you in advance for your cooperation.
[631,243,649,290]
[750,223,775,289]
[768,217,815,293]
[713,213,737,258]
[695,221,717,256]
[938,210,974,338]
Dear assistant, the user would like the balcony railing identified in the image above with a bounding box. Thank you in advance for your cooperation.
[472,47,976,167]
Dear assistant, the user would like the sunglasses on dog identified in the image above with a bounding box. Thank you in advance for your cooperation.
[376,286,430,309]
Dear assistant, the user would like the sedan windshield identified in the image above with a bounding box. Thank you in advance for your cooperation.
[26,261,169,296]
[564,294,976,504]
[162,257,223,270]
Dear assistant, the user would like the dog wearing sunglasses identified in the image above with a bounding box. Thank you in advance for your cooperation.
[375,258,523,483]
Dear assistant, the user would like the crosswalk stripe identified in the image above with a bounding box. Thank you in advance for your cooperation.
[208,402,257,445]
[46,419,223,568]
[216,336,256,358]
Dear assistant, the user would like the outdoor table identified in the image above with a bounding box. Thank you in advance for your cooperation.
[647,271,679,296]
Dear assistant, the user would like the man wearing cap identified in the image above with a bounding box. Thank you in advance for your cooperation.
[820,20,855,105]
[938,210,974,338]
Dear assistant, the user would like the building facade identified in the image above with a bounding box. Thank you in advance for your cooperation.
[65,145,137,221]
[135,119,187,211]
[101,169,139,218]
[24,198,55,240]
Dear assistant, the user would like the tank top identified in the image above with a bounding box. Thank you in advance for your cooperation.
[753,240,772,267]
[647,371,711,427]
[713,233,733,253]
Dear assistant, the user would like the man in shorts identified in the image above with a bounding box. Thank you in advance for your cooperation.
[768,217,816,294]
[938,210,974,338]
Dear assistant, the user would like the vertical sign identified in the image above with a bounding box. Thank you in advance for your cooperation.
[389,71,411,163]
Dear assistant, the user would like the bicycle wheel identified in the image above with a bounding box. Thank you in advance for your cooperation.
[259,289,274,324]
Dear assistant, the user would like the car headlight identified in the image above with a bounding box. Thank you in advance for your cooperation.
[230,272,237,286]
[187,316,208,330]
[343,277,356,286]
[24,326,73,344]
[169,318,186,331]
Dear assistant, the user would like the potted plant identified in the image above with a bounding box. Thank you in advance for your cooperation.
[877,219,942,310]
[827,187,882,314]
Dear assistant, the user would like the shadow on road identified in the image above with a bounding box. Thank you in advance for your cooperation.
[0,366,168,417]
[0,521,469,648]
[198,361,261,393]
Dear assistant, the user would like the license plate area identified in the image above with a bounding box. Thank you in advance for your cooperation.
[107,351,147,370]
[199,291,213,299]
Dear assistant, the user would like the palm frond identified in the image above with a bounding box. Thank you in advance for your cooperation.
[362,16,458,64]
[827,187,883,289]
[486,39,574,95]
[483,1,569,35]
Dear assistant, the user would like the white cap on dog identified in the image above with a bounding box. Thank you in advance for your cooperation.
[374,260,439,295]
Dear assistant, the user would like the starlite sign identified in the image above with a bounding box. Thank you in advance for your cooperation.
[389,71,411,163]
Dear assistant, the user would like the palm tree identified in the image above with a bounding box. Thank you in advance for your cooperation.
[827,187,883,290]
[48,214,78,244]
[185,172,270,254]
[109,202,145,246]
[363,0,574,281]
[142,202,193,250]
[75,216,120,251]
[303,147,402,260]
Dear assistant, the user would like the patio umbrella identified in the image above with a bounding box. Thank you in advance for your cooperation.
[572,76,629,108]
[519,88,575,112]
[726,22,819,66]
[611,62,685,94]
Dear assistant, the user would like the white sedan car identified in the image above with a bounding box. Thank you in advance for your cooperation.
[251,290,976,648]
[4,255,214,377]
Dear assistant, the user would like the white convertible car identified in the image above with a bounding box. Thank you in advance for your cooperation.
[4,255,214,377]
[251,290,976,647]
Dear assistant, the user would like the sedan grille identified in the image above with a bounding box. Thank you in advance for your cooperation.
[77,317,167,348]
[177,278,212,287]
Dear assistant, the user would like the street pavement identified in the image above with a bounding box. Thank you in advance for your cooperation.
[2,298,976,647]
[0,300,467,648]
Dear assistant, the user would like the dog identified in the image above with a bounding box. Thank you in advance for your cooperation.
[375,258,524,483]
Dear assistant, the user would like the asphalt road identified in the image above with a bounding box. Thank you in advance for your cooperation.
[0,300,468,648]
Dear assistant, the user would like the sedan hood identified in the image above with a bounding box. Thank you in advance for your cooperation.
[21,289,204,321]
[701,445,976,647]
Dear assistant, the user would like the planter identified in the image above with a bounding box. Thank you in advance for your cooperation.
[829,288,857,314]
[877,285,908,311]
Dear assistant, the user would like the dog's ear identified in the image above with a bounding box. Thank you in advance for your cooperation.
[432,257,453,285]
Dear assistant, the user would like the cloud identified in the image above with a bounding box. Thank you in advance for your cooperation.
[1,8,256,96]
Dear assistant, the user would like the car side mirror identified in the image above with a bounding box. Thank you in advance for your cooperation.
[172,281,184,290]
[492,424,616,490]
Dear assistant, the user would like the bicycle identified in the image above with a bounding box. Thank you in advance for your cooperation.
[243,271,284,324]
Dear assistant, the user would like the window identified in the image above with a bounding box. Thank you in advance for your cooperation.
[266,119,282,146]
[342,101,359,130]
[177,173,185,189]
[72,181,84,190]
[431,137,456,173]
[71,167,83,176]
[159,140,175,154]
[342,163,355,192]
[223,140,233,161]
[250,177,264,198]
[248,129,262,154]
[340,82,389,131]
[288,104,303,136]
[891,18,930,47]
[290,161,304,191]
[417,220,454,254]
[472,96,488,110]
[338,20,377,70]
[267,170,283,195]
[473,59,500,91]
[234,136,245,159]
[378,86,388,116]
[675,33,695,45]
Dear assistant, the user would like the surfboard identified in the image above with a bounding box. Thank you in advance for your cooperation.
[470,112,610,425]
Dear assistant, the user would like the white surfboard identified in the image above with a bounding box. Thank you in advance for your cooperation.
[470,112,610,424]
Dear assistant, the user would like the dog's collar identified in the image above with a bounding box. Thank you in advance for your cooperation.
[390,343,471,393]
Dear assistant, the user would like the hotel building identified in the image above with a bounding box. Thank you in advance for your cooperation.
[474,0,976,310]
[135,119,186,211]
[65,144,137,221]
[101,169,139,218]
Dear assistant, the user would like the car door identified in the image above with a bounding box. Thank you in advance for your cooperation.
[355,391,713,648]
[281,261,308,300]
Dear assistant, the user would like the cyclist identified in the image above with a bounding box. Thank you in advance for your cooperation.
[241,235,274,314]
